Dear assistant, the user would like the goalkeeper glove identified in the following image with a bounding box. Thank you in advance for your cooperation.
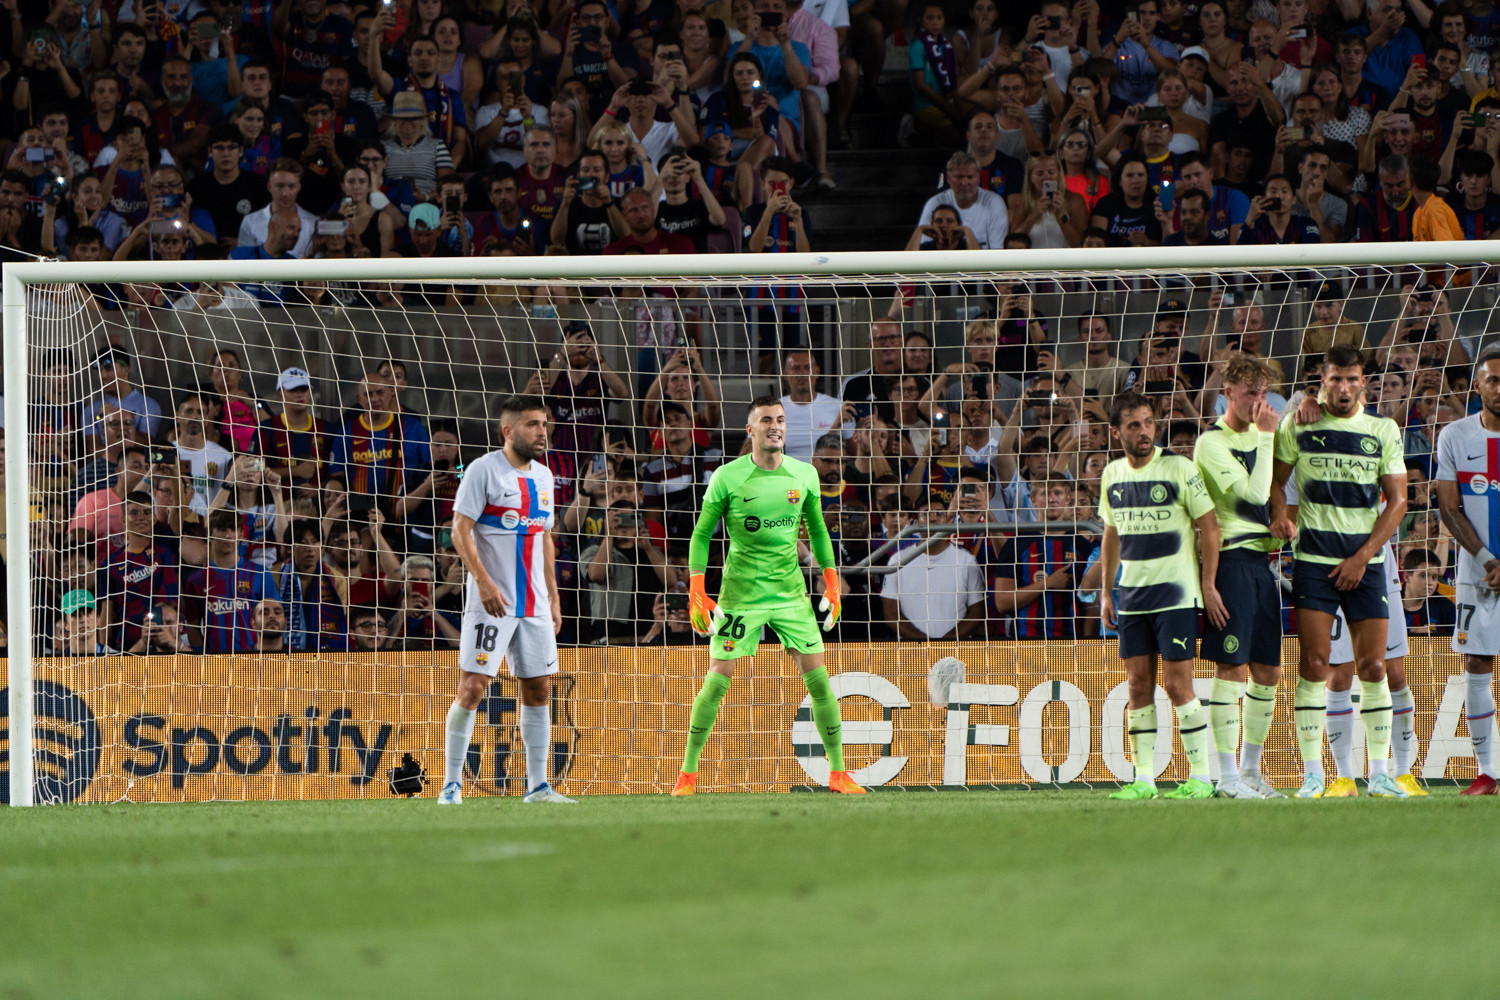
[688,574,725,636]
[817,568,841,631]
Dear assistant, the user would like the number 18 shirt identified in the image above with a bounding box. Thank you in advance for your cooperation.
[452,451,556,619]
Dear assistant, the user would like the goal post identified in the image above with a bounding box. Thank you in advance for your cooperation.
[3,240,1496,807]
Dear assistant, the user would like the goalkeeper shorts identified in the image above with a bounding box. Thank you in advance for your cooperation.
[709,601,824,660]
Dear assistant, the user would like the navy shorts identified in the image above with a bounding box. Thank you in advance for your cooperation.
[1292,558,1388,622]
[1201,548,1283,667]
[1118,606,1200,661]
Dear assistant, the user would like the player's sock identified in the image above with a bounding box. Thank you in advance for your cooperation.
[802,666,846,772]
[1294,677,1326,779]
[518,703,551,793]
[1174,699,1211,782]
[681,672,732,774]
[1391,686,1416,775]
[1466,671,1496,778]
[1325,688,1355,779]
[1360,678,1393,780]
[1239,680,1276,775]
[1208,678,1242,780]
[1127,705,1157,785]
[443,702,477,788]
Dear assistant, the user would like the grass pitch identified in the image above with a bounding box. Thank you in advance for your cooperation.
[1,789,1492,1000]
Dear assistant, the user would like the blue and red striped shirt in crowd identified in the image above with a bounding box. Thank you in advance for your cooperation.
[996,532,1089,639]
[184,556,278,653]
[258,412,331,484]
[1354,191,1415,242]
[329,412,431,504]
[101,541,179,649]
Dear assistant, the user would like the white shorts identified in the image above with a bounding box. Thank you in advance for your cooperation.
[805,84,830,114]
[1329,575,1407,664]
[459,609,558,678]
[1453,582,1500,657]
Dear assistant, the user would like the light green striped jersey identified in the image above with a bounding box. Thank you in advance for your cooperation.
[1097,447,1215,614]
[1194,420,1278,553]
[1272,408,1405,566]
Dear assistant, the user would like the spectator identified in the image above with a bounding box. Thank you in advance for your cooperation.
[207,454,289,568]
[581,501,676,642]
[780,349,851,461]
[321,63,380,143]
[1300,279,1367,356]
[124,601,192,655]
[100,489,180,651]
[382,91,456,200]
[557,0,642,120]
[385,555,461,649]
[1089,155,1161,245]
[474,63,548,170]
[278,518,348,652]
[1353,0,1425,98]
[1237,173,1322,243]
[167,393,235,515]
[1209,64,1284,180]
[742,0,813,145]
[908,0,968,146]
[232,59,307,141]
[515,126,568,226]
[50,173,127,254]
[1007,152,1087,247]
[1161,187,1228,246]
[1400,546,1457,634]
[600,73,699,165]
[551,149,623,254]
[73,402,134,503]
[1291,145,1347,241]
[355,142,417,222]
[1175,150,1248,242]
[881,499,987,639]
[277,0,358,98]
[70,444,148,558]
[237,159,320,256]
[75,72,123,165]
[840,317,906,424]
[393,418,462,553]
[328,371,432,515]
[1057,123,1110,212]
[1447,149,1500,238]
[475,169,543,255]
[994,479,1090,638]
[1102,0,1180,106]
[639,401,725,535]
[51,590,117,657]
[703,53,781,187]
[1067,313,1131,401]
[527,320,631,467]
[251,598,290,652]
[652,149,727,252]
[1354,153,1416,241]
[604,186,697,253]
[288,91,350,212]
[917,151,1009,248]
[80,349,163,440]
[190,127,271,248]
[229,210,303,302]
[183,509,279,653]
[642,346,723,449]
[153,55,215,168]
[640,589,707,645]
[347,605,390,651]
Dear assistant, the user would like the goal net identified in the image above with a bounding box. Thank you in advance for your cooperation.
[2,245,1493,805]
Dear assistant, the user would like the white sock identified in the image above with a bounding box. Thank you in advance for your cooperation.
[1239,742,1263,775]
[1368,756,1388,778]
[1391,686,1416,776]
[1326,688,1355,779]
[519,703,551,792]
[444,702,477,788]
[1217,751,1237,780]
[1466,671,1496,778]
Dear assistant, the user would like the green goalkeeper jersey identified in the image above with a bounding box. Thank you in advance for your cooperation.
[688,454,837,609]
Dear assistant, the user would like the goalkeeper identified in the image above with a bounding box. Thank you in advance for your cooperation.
[672,396,865,796]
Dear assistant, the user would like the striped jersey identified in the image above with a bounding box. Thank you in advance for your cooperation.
[1193,420,1277,552]
[184,557,277,653]
[329,412,431,502]
[101,541,180,648]
[452,451,556,618]
[1435,413,1500,586]
[1274,408,1404,566]
[257,412,331,483]
[996,532,1087,638]
[1097,447,1214,613]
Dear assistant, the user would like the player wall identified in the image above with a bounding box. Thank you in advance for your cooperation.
[1,640,1490,803]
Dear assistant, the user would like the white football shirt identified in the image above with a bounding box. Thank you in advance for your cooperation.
[453,451,556,618]
[1436,413,1500,586]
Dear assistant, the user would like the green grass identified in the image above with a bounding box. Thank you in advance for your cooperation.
[1,789,1493,999]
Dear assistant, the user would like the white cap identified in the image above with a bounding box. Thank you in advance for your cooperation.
[278,367,311,391]
[1179,45,1209,62]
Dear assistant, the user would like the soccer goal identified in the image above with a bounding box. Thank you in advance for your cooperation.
[2,242,1493,806]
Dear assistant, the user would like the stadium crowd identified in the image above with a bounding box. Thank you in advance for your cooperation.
[0,0,1490,654]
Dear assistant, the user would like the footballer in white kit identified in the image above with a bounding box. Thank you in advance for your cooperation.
[437,395,574,805]
[1435,349,1500,796]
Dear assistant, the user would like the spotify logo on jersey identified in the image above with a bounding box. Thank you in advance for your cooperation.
[744,516,761,532]
[745,515,796,533]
